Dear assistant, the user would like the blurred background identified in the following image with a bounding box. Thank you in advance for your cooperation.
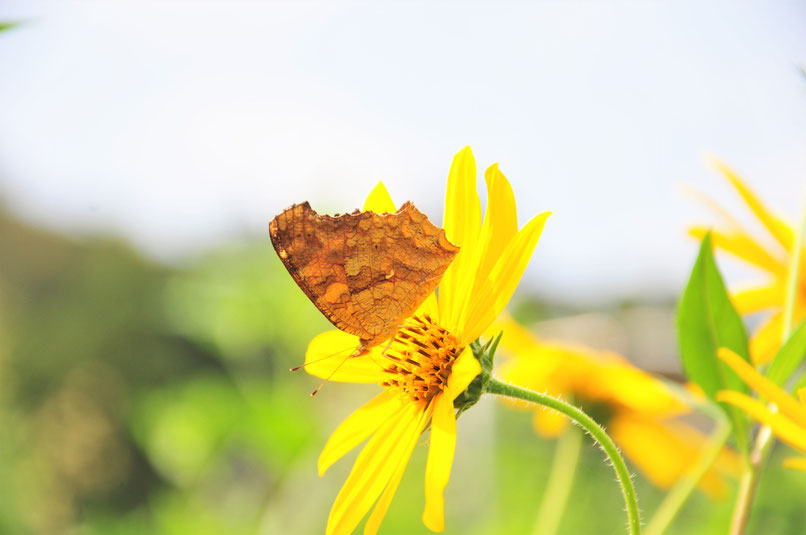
[0,2,805,534]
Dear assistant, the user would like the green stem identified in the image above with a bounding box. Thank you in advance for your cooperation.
[729,188,806,535]
[645,417,731,535]
[533,426,583,535]
[728,425,774,535]
[486,378,642,535]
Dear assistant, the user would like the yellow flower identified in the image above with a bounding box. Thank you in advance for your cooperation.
[688,160,803,364]
[305,147,551,535]
[717,347,806,471]
[495,318,741,497]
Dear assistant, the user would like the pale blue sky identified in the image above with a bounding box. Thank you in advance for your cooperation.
[0,1,804,302]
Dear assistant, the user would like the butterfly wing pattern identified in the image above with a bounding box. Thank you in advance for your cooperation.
[269,201,459,352]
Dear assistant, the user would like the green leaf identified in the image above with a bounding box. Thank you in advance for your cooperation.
[677,232,751,453]
[766,318,806,387]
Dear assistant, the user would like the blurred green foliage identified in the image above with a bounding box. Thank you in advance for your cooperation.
[0,208,328,534]
[2,206,805,534]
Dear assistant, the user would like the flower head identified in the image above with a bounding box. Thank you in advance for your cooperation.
[717,347,806,471]
[688,160,804,364]
[305,147,550,534]
[495,317,740,497]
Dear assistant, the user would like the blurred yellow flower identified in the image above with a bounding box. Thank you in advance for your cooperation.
[717,347,806,472]
[305,147,551,535]
[495,318,741,497]
[688,160,803,364]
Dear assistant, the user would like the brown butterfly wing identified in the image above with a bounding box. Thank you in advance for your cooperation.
[269,201,459,347]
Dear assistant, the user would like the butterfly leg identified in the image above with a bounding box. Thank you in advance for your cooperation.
[380,335,395,355]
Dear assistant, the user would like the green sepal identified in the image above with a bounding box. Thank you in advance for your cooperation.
[453,331,502,416]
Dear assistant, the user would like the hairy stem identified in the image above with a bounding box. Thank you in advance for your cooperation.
[486,379,641,535]
[729,424,773,535]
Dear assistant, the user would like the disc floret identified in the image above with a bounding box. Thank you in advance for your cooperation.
[381,314,462,404]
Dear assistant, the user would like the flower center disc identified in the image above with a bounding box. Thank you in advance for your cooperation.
[381,314,461,404]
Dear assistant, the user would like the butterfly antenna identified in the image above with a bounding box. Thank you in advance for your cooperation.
[310,354,352,397]
[380,335,396,355]
[353,345,390,371]
[289,345,354,372]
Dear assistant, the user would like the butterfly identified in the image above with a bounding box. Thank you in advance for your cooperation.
[269,201,459,359]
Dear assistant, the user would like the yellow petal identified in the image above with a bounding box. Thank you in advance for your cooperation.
[423,393,457,532]
[712,158,794,251]
[749,312,784,365]
[594,359,689,417]
[608,413,730,499]
[798,387,806,407]
[439,147,482,330]
[364,405,432,535]
[782,457,806,471]
[467,164,518,297]
[305,330,387,383]
[489,316,539,357]
[717,390,806,453]
[443,147,480,246]
[318,391,403,475]
[414,292,440,320]
[327,402,425,535]
[609,413,690,489]
[717,348,806,427]
[732,283,785,315]
[680,182,746,232]
[495,335,582,401]
[688,227,786,277]
[461,211,551,344]
[363,181,397,214]
[445,347,481,401]
[532,407,569,438]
